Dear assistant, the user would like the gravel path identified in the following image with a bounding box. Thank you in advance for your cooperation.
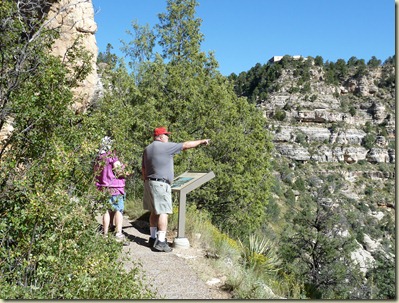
[114,216,232,299]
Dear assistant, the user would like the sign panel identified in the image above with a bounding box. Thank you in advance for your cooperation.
[171,176,195,189]
[172,171,215,194]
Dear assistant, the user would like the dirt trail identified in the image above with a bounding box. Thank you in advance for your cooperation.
[112,216,232,299]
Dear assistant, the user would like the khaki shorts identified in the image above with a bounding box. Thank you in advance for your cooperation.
[143,180,173,215]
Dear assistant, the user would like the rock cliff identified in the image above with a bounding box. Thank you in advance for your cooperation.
[258,63,394,165]
[46,0,100,112]
[0,0,99,143]
[250,56,395,274]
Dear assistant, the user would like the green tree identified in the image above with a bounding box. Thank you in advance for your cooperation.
[121,19,156,73]
[156,0,204,63]
[349,106,356,116]
[279,180,365,299]
[367,56,381,68]
[347,56,359,67]
[335,58,348,80]
[97,43,118,67]
[116,0,273,237]
[362,133,375,149]
[354,59,367,78]
[383,55,394,65]
[367,253,395,299]
[324,61,338,85]
[0,1,152,298]
[314,56,324,66]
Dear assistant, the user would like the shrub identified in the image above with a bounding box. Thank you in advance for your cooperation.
[310,94,317,102]
[362,134,375,149]
[274,109,286,121]
[364,187,373,196]
[349,106,356,116]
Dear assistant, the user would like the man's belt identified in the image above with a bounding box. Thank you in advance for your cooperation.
[147,177,170,185]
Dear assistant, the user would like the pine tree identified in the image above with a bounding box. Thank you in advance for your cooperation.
[279,178,366,299]
[110,0,274,237]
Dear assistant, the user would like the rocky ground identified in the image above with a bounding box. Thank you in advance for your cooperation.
[107,216,232,299]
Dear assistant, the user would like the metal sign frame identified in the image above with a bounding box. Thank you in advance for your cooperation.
[171,171,215,245]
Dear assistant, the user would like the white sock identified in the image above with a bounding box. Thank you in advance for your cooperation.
[150,227,157,238]
[157,231,166,242]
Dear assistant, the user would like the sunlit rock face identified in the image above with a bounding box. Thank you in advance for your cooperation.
[46,0,99,112]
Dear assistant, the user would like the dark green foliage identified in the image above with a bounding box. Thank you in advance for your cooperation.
[363,121,373,133]
[354,59,367,78]
[364,187,373,196]
[334,59,348,80]
[349,106,356,116]
[300,82,311,94]
[383,55,395,65]
[347,56,359,67]
[288,86,300,94]
[99,0,274,239]
[0,2,152,298]
[362,134,375,149]
[324,61,339,85]
[270,156,395,299]
[310,94,317,102]
[229,62,282,101]
[229,55,394,103]
[279,180,365,299]
[274,109,286,121]
[367,56,382,68]
[292,177,305,191]
[294,131,307,145]
[324,59,349,85]
[367,254,395,299]
[230,53,394,108]
[97,43,119,67]
[378,59,395,89]
[314,56,324,66]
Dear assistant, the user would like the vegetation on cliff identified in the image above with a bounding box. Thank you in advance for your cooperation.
[227,53,395,299]
[0,0,394,299]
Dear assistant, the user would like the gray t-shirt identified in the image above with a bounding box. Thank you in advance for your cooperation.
[142,141,183,184]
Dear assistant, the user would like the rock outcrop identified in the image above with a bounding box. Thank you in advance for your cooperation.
[259,63,395,165]
[46,0,99,112]
[0,0,99,144]
[255,57,395,277]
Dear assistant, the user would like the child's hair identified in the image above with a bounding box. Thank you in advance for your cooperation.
[99,136,113,154]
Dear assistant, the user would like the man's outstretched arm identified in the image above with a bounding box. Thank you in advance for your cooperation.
[182,139,210,150]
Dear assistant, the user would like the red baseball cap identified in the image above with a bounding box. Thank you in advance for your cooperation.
[154,127,171,137]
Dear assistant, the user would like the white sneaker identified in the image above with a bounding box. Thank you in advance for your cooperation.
[115,232,126,243]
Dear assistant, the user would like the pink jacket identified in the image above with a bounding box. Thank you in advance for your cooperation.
[94,151,125,195]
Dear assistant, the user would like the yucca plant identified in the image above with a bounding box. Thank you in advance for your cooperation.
[239,234,281,275]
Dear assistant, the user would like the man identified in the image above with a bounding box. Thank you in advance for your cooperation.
[142,127,210,252]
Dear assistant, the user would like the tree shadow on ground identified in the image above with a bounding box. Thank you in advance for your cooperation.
[129,212,150,234]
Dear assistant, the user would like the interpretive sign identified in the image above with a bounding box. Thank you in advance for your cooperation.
[172,171,214,193]
[171,176,194,190]
[171,171,215,248]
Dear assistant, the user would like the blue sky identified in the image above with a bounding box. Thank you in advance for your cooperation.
[92,0,394,76]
